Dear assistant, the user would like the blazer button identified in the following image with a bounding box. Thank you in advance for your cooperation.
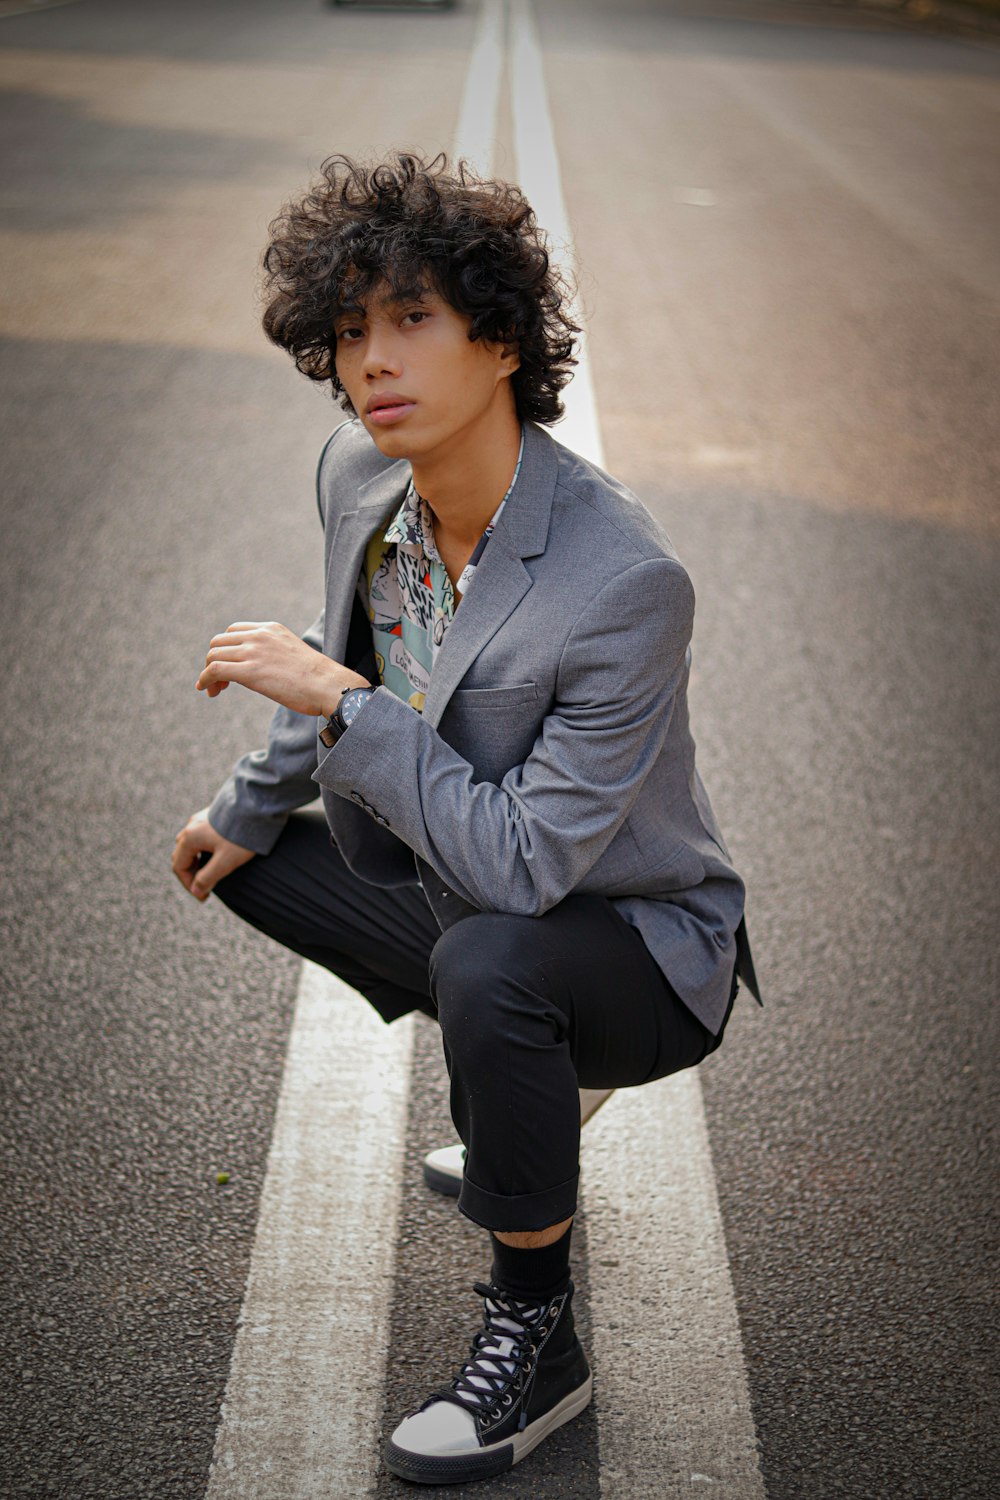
[350,790,364,806]
[374,814,389,828]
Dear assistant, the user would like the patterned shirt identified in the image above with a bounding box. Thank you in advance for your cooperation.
[357,429,525,714]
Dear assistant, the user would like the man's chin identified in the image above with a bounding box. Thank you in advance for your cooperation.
[364,417,427,462]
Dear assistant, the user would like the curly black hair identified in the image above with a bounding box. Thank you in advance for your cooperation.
[260,151,580,426]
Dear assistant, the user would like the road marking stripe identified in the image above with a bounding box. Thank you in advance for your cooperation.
[453,0,505,175]
[506,6,765,1494]
[586,1077,765,1498]
[509,0,604,469]
[205,967,414,1499]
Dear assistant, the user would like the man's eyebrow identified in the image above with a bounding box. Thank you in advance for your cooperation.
[377,287,433,311]
[334,286,433,321]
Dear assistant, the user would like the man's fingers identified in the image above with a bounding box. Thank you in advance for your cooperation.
[190,852,220,901]
[191,845,255,900]
[171,812,254,902]
[171,811,247,902]
[196,660,247,692]
[171,840,202,892]
[198,639,251,694]
[208,629,252,649]
[205,622,274,648]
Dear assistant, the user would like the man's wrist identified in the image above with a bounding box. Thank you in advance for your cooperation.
[319,682,376,748]
[318,666,371,721]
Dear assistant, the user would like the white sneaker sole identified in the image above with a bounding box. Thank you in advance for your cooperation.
[422,1088,616,1198]
[384,1371,593,1484]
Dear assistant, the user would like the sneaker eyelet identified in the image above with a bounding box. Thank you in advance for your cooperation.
[491,1405,502,1421]
[524,1360,533,1374]
[502,1394,513,1407]
[538,1325,548,1336]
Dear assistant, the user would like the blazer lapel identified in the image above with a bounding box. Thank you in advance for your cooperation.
[422,422,558,729]
[322,421,560,724]
[323,459,409,661]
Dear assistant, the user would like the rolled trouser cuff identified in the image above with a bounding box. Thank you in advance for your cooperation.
[458,1169,580,1233]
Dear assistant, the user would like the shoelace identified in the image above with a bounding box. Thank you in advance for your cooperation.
[444,1281,553,1427]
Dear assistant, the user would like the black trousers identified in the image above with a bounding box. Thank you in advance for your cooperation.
[214,810,734,1232]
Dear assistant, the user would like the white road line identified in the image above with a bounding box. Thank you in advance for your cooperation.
[506,6,765,1495]
[586,1077,765,1499]
[453,0,505,175]
[509,0,604,468]
[456,0,603,468]
[205,967,413,1500]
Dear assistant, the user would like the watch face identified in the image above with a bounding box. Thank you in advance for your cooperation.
[340,688,372,727]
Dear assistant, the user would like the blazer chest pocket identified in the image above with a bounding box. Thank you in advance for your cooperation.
[447,682,540,712]
[440,682,542,783]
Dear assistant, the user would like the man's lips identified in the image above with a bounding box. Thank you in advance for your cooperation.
[365,393,416,429]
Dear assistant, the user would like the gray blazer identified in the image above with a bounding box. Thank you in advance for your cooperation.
[208,417,760,1035]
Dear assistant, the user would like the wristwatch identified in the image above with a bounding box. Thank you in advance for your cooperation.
[319,686,375,748]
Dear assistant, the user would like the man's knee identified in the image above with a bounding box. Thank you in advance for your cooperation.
[430,912,560,1055]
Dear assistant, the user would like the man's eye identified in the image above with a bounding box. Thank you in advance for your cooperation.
[403,311,428,326]
[337,326,363,342]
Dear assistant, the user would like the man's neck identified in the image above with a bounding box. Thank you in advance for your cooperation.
[410,401,523,550]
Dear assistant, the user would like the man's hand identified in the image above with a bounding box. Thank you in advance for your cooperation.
[195,620,368,718]
[173,809,256,902]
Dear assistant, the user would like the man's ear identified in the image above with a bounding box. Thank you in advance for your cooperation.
[497,340,521,379]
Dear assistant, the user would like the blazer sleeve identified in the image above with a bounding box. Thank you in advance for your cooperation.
[203,420,357,854]
[313,557,695,915]
[206,608,326,855]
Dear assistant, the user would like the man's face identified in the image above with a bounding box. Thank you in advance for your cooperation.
[332,280,519,461]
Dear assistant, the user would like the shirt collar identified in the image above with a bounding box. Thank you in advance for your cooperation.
[383,484,441,561]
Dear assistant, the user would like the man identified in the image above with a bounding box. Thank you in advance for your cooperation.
[173,150,760,1487]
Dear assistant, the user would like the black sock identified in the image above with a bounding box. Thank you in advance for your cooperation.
[489,1223,573,1304]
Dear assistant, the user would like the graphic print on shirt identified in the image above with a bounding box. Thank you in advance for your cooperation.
[359,428,524,714]
[367,548,397,622]
[395,547,437,634]
[387,634,430,699]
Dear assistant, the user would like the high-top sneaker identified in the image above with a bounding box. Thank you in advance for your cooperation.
[384,1279,592,1485]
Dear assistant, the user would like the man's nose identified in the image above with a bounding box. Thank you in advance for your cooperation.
[363,326,402,379]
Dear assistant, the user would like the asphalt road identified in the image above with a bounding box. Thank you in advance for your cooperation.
[1,2,998,1497]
